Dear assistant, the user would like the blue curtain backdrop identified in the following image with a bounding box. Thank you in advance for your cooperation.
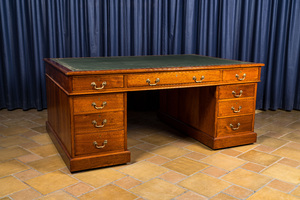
[0,0,299,111]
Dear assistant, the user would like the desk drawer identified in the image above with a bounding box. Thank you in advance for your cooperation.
[75,130,125,155]
[74,111,124,134]
[223,68,259,82]
[218,84,256,99]
[217,115,253,137]
[73,93,124,114]
[127,70,221,87]
[73,75,124,92]
[218,99,255,117]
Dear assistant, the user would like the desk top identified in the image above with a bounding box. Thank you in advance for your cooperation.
[50,55,256,71]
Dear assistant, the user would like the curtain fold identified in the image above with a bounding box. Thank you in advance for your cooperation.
[0,0,299,110]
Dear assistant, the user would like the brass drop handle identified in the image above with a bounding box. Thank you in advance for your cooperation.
[235,73,246,81]
[92,102,107,110]
[92,119,107,128]
[146,78,160,86]
[91,81,107,90]
[231,106,242,113]
[93,140,108,149]
[193,75,205,83]
[230,123,240,130]
[232,90,243,98]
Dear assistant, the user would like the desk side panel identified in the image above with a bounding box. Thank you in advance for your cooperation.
[46,76,72,156]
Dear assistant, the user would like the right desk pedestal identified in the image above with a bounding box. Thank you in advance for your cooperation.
[159,83,257,149]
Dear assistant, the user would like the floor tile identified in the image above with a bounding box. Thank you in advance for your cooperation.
[37,190,77,200]
[25,171,78,195]
[30,133,52,145]
[74,168,125,188]
[241,162,265,173]
[210,193,238,200]
[291,187,300,197]
[0,160,29,178]
[0,126,31,136]
[254,144,276,153]
[222,168,272,190]
[64,182,94,197]
[140,133,178,146]
[184,143,217,155]
[175,191,207,200]
[202,166,228,177]
[114,176,142,189]
[272,146,300,162]
[127,137,143,147]
[231,144,258,152]
[261,163,300,184]
[159,171,187,183]
[238,150,281,166]
[201,153,246,171]
[28,143,58,157]
[146,155,170,165]
[14,169,41,181]
[129,147,155,162]
[247,187,299,200]
[163,157,209,175]
[278,158,300,167]
[223,185,253,199]
[267,179,295,193]
[17,153,41,163]
[151,145,191,159]
[130,178,185,200]
[10,188,41,200]
[27,155,66,173]
[31,126,47,133]
[184,152,207,160]
[80,184,137,200]
[221,149,242,157]
[0,146,30,162]
[119,161,168,181]
[256,135,288,148]
[0,176,28,197]
[179,173,231,198]
[0,135,32,147]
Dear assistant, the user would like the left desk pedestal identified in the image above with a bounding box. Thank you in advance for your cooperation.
[46,75,130,172]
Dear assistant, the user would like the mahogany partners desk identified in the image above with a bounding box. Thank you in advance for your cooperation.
[44,55,264,172]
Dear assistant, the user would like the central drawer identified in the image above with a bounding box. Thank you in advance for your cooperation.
[127,70,221,87]
[74,111,124,134]
[75,130,125,155]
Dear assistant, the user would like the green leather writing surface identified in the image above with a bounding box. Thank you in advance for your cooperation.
[51,55,250,71]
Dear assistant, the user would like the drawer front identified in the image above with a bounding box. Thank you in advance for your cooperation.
[74,111,124,134]
[218,99,255,117]
[217,115,253,137]
[218,84,256,99]
[73,75,124,91]
[127,70,221,87]
[73,93,124,114]
[223,68,259,82]
[75,130,125,155]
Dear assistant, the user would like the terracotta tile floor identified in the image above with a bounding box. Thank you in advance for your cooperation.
[0,109,300,199]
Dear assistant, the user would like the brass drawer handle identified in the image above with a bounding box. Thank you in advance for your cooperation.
[92,119,107,128]
[232,90,243,98]
[146,78,160,86]
[91,81,107,90]
[93,140,108,149]
[230,123,240,130]
[231,106,242,113]
[235,73,246,81]
[92,102,107,110]
[193,75,205,83]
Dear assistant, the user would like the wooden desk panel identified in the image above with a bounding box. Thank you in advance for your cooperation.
[45,55,264,172]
